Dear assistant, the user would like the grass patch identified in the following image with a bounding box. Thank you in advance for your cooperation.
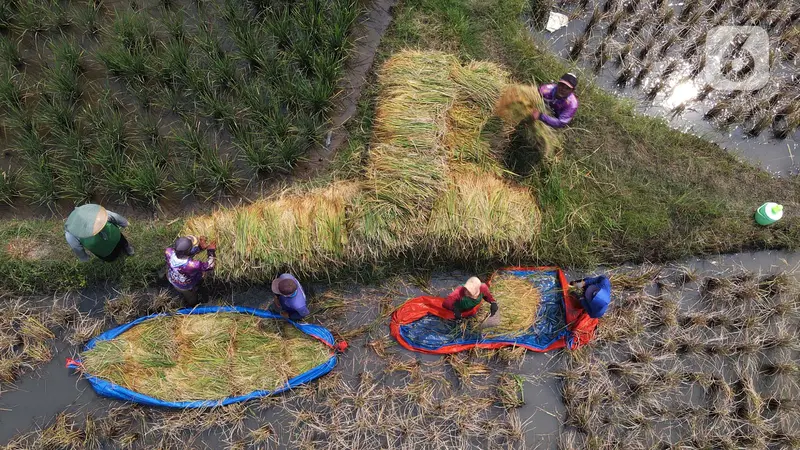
[80,313,332,402]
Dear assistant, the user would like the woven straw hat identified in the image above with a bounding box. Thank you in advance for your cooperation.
[464,277,482,298]
[65,204,108,239]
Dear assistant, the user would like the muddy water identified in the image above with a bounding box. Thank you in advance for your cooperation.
[534,2,800,176]
[2,251,799,448]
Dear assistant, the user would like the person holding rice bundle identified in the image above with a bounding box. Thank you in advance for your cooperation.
[270,274,310,321]
[570,275,611,318]
[444,277,499,320]
[531,73,579,129]
[65,204,135,262]
[165,235,216,307]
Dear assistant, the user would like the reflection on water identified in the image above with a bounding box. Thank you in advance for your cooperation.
[535,0,800,176]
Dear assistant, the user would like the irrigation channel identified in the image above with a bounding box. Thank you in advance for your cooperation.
[1,250,798,449]
[535,0,800,176]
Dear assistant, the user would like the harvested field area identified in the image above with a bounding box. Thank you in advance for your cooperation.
[559,266,800,448]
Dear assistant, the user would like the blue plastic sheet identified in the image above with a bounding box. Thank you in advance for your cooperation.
[398,269,570,352]
[69,306,338,408]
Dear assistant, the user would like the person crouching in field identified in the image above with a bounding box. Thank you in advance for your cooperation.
[570,275,611,318]
[444,277,499,320]
[165,236,216,307]
[531,73,579,129]
[270,274,310,321]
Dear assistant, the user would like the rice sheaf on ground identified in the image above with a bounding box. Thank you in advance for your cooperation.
[1,0,798,294]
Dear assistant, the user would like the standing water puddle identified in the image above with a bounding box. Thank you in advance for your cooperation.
[535,0,800,176]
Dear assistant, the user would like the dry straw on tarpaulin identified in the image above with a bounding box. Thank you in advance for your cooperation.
[81,313,331,402]
[184,50,543,281]
[483,274,542,335]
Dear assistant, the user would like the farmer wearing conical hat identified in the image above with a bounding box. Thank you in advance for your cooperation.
[64,204,134,262]
[443,277,499,320]
[531,73,579,129]
[165,236,216,307]
[570,275,611,318]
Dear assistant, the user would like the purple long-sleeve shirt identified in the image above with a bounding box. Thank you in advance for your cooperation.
[165,247,215,290]
[538,84,579,128]
[274,274,309,320]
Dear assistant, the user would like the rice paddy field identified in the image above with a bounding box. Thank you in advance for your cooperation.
[0,0,362,211]
[3,0,800,448]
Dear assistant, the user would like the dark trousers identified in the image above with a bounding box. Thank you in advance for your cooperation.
[97,234,130,262]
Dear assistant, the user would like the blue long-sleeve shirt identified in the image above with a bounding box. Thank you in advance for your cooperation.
[580,276,611,318]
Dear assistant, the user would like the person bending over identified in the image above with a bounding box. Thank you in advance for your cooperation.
[443,277,499,320]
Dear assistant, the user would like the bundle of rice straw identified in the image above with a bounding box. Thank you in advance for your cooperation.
[184,181,359,280]
[494,84,562,160]
[80,314,332,402]
[484,274,542,335]
[426,167,539,260]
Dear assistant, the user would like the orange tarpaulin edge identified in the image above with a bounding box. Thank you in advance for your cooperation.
[390,266,599,354]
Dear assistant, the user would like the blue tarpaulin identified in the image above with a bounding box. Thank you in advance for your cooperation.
[67,306,339,408]
[391,267,597,354]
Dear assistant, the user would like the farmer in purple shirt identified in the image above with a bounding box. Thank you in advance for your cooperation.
[532,73,579,129]
[270,274,310,321]
[165,236,216,307]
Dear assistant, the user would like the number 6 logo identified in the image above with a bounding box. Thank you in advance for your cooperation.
[703,26,770,91]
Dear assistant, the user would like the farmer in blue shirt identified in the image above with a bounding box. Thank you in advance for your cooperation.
[270,273,310,320]
[570,275,611,318]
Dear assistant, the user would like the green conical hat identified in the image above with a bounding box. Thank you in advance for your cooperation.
[65,204,108,239]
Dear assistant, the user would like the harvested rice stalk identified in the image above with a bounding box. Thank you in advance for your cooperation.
[185,182,359,280]
[495,372,525,409]
[426,167,540,260]
[449,61,510,113]
[81,314,332,402]
[495,84,562,160]
[483,274,542,335]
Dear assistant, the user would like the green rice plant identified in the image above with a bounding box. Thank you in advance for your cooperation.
[171,159,201,199]
[229,19,273,72]
[174,124,211,156]
[13,0,67,32]
[197,146,241,197]
[38,96,77,132]
[159,38,191,86]
[233,125,277,173]
[13,126,46,160]
[271,134,305,170]
[127,145,171,207]
[98,10,157,81]
[495,373,525,409]
[70,0,102,35]
[265,7,294,51]
[50,38,82,75]
[0,34,21,67]
[0,0,12,30]
[293,111,323,145]
[197,88,237,129]
[101,160,133,203]
[25,155,60,206]
[53,131,95,203]
[0,66,24,117]
[98,44,151,80]
[161,8,186,41]
[0,169,21,205]
[207,51,238,91]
